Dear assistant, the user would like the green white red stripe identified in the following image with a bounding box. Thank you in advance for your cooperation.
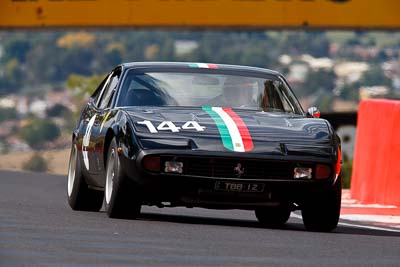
[188,63,218,69]
[202,106,254,152]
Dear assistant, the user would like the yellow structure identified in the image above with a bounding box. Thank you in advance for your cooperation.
[0,0,399,29]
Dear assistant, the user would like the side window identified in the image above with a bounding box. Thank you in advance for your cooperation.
[98,68,121,109]
[91,74,110,106]
[272,82,291,113]
[268,82,285,111]
[276,82,296,113]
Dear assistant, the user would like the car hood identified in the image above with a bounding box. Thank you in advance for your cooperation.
[124,107,333,157]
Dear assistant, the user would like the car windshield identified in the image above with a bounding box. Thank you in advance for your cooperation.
[117,70,303,114]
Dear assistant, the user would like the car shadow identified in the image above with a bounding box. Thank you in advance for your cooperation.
[138,211,400,237]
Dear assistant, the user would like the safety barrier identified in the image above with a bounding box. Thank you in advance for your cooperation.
[351,99,400,206]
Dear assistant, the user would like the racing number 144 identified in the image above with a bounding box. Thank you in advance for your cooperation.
[137,120,206,133]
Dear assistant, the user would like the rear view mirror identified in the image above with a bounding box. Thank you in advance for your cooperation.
[192,75,220,86]
[307,107,321,118]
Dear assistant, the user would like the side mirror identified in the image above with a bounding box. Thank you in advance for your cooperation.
[88,97,97,107]
[307,107,321,118]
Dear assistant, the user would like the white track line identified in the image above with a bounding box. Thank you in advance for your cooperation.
[340,214,400,225]
[291,213,400,233]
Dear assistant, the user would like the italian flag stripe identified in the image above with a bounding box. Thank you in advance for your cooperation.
[222,107,254,151]
[202,106,234,151]
[197,63,210,68]
[188,63,218,69]
[202,106,253,152]
[206,63,218,69]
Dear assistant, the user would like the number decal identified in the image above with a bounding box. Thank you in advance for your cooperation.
[137,120,206,133]
[181,121,206,132]
[137,120,158,133]
[157,121,181,133]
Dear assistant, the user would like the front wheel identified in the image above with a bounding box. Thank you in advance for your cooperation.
[67,143,103,211]
[104,137,141,219]
[301,176,342,232]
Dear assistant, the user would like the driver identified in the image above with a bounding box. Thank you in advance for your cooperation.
[209,76,255,107]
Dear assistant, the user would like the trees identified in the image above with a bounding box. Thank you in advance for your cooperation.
[297,69,337,96]
[46,104,71,118]
[19,119,61,150]
[360,65,392,87]
[22,153,48,172]
[0,30,398,108]
[67,73,104,107]
[0,59,24,93]
[3,38,31,63]
[0,107,17,122]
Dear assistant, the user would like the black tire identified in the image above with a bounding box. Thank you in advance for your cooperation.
[104,137,141,219]
[301,175,342,232]
[255,203,291,227]
[67,143,104,211]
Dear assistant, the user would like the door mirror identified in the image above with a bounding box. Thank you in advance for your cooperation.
[87,97,95,107]
[307,107,321,118]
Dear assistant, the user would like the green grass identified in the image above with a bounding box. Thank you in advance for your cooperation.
[341,160,353,189]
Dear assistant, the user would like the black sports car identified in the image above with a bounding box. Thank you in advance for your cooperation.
[67,62,342,231]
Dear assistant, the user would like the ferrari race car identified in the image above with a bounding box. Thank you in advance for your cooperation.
[67,62,342,231]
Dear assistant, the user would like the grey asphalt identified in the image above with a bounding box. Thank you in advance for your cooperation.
[1,170,399,267]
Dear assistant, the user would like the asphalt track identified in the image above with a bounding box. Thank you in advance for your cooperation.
[1,170,400,267]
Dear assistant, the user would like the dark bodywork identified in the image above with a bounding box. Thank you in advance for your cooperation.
[73,62,341,210]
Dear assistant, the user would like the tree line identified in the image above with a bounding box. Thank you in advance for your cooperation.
[0,30,399,100]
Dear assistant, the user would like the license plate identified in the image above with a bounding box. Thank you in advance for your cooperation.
[214,181,265,193]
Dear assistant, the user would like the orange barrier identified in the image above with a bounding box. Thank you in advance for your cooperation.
[351,99,400,206]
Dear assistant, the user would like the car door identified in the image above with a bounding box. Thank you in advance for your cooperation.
[78,73,112,187]
[88,67,122,186]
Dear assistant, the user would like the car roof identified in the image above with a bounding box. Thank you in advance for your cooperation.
[119,62,282,77]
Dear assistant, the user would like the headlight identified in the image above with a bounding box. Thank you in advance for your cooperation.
[164,161,183,174]
[294,167,312,179]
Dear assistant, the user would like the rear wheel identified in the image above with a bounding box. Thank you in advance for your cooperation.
[301,176,342,232]
[67,143,103,211]
[255,203,291,227]
[104,137,141,219]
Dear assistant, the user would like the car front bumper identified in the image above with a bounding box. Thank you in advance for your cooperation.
[119,149,338,209]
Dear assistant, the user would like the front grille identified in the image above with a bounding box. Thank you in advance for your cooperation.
[160,156,296,180]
